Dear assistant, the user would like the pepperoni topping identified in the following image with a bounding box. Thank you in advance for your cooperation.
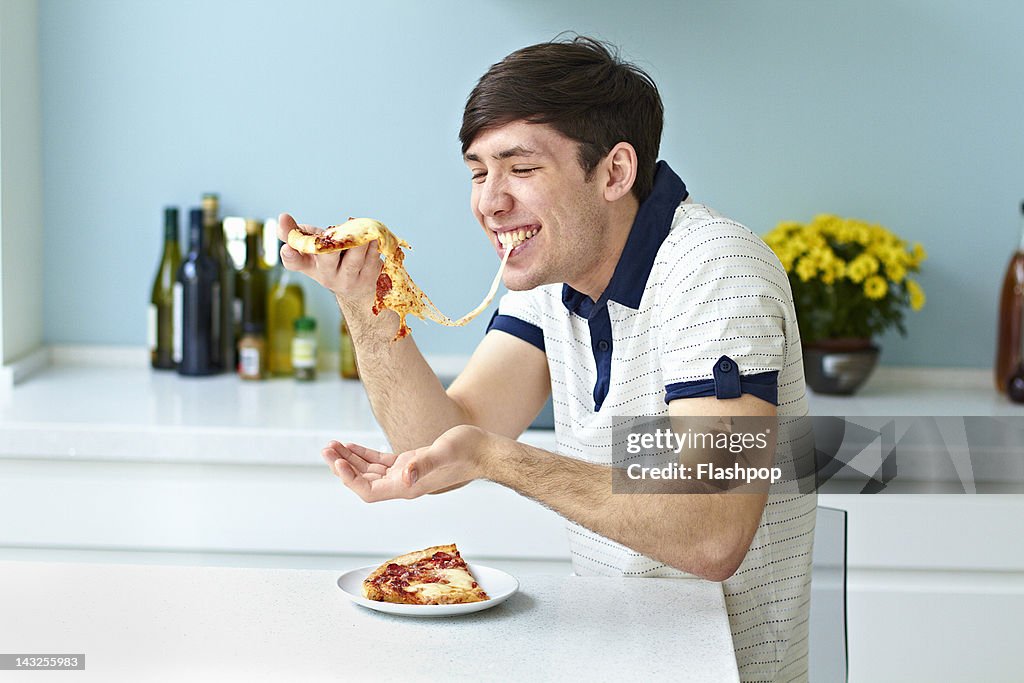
[376,273,393,299]
[373,273,394,316]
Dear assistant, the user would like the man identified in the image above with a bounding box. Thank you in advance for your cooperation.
[279,37,815,683]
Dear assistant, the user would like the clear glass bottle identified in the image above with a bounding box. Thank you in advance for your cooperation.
[292,316,318,381]
[149,207,181,370]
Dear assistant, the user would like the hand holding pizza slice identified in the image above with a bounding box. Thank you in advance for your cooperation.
[287,217,513,340]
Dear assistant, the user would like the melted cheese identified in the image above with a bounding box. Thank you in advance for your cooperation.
[406,568,478,599]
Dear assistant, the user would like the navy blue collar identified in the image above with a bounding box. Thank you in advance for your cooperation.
[561,161,688,317]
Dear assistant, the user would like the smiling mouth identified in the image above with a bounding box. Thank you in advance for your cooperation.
[496,228,539,250]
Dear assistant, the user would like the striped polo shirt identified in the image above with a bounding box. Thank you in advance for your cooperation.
[487,162,816,682]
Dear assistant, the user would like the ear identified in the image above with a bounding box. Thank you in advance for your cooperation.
[602,142,638,202]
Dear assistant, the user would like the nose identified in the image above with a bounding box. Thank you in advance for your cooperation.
[475,175,513,218]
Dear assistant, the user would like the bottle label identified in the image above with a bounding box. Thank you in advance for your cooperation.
[147,304,157,352]
[239,346,261,377]
[172,283,183,363]
[292,337,317,369]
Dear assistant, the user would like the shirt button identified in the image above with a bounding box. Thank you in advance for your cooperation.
[719,359,733,372]
[597,340,610,352]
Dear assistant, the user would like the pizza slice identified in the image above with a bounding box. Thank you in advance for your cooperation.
[362,543,490,605]
[287,218,514,340]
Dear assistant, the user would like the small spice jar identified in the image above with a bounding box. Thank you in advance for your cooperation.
[291,316,318,381]
[238,322,267,380]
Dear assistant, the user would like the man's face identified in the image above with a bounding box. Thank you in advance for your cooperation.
[464,121,612,294]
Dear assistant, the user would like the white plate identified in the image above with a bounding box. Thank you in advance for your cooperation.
[337,563,518,617]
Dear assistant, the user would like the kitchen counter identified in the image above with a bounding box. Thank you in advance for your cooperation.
[807,365,1024,416]
[0,560,739,682]
[3,358,1020,468]
[0,359,559,465]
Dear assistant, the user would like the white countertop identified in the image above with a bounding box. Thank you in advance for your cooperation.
[0,560,739,682]
[0,360,557,464]
[807,365,1024,416]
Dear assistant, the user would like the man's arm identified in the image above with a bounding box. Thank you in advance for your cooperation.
[484,395,771,581]
[326,393,774,582]
[277,213,549,452]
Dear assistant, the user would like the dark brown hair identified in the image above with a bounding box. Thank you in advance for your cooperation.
[460,35,664,202]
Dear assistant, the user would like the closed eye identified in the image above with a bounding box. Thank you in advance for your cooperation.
[512,167,539,176]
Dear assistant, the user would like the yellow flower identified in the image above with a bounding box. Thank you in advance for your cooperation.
[864,275,888,300]
[846,253,879,283]
[886,260,907,283]
[911,242,928,266]
[906,278,926,311]
[796,256,818,282]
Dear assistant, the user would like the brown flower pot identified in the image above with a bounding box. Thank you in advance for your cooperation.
[802,338,880,395]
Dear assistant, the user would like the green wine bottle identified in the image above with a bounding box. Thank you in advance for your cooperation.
[149,207,181,370]
[202,192,234,371]
[236,219,268,332]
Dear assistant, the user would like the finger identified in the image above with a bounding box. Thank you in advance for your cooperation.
[344,442,398,468]
[322,441,375,476]
[325,441,392,478]
[278,213,316,271]
[338,243,371,278]
[333,459,375,500]
[358,241,384,279]
[340,446,388,477]
[321,444,343,471]
[278,212,298,243]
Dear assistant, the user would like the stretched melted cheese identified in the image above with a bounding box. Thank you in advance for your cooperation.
[406,568,479,600]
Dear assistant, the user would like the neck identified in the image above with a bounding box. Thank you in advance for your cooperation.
[571,195,640,301]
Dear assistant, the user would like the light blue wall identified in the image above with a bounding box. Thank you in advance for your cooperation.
[40,0,1024,367]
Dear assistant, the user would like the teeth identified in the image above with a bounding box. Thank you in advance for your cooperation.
[497,228,538,248]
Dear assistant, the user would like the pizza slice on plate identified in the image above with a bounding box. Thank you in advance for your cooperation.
[362,543,490,605]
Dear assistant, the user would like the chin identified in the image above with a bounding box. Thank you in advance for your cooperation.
[502,271,547,292]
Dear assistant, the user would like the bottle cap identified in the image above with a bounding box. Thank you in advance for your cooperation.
[294,316,317,332]
[243,321,265,335]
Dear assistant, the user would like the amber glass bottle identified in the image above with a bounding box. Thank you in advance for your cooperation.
[995,202,1024,392]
